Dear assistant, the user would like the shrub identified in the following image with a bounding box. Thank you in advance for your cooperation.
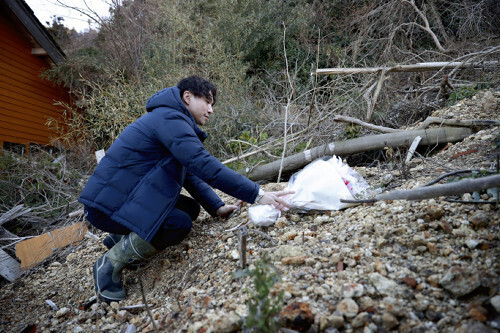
[234,252,284,332]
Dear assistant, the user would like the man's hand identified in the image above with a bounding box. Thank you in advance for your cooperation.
[216,200,243,218]
[256,190,294,211]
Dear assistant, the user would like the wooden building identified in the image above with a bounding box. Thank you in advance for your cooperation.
[0,0,71,154]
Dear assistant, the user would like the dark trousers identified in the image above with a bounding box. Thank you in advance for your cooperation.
[84,195,200,250]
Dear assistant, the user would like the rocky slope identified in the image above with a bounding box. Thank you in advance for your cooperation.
[1,90,499,333]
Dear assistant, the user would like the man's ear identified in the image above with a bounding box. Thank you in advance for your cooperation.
[182,91,191,105]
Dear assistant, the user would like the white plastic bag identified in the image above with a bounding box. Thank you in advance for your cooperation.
[248,155,376,226]
[247,205,281,227]
[287,157,357,211]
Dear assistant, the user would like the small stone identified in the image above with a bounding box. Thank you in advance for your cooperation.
[282,255,307,265]
[382,312,398,330]
[369,273,400,296]
[305,257,315,266]
[481,91,497,112]
[382,297,405,316]
[469,212,488,228]
[281,231,297,241]
[188,321,204,333]
[230,249,240,260]
[162,258,172,269]
[336,298,359,318]
[272,245,305,261]
[324,329,340,333]
[275,217,288,228]
[490,295,500,313]
[341,283,364,298]
[469,305,488,322]
[330,253,341,264]
[314,216,330,224]
[456,321,496,333]
[426,242,438,254]
[426,204,444,220]
[402,276,417,288]
[465,239,479,249]
[351,312,369,328]
[116,310,129,322]
[439,267,481,297]
[374,260,387,275]
[427,274,441,288]
[417,245,428,253]
[209,312,242,333]
[55,307,70,318]
[280,302,314,332]
[327,313,344,329]
[110,301,120,310]
[358,296,374,311]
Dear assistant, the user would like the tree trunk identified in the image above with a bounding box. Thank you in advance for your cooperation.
[246,127,472,181]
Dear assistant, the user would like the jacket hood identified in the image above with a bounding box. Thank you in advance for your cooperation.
[145,85,208,141]
[146,86,188,115]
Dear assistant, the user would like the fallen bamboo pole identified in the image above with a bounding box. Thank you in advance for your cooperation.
[315,61,500,75]
[341,174,500,203]
[246,127,472,181]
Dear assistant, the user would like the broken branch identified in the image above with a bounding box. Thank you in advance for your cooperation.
[333,115,401,133]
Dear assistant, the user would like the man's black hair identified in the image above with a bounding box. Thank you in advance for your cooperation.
[177,76,217,105]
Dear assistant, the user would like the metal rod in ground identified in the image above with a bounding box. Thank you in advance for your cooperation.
[238,226,248,269]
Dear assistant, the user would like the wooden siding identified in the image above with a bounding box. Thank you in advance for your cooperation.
[0,10,70,150]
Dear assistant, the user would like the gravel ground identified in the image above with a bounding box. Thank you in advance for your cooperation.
[1,90,499,333]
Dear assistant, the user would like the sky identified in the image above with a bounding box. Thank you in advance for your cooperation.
[25,0,112,32]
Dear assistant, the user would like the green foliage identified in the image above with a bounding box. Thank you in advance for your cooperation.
[447,86,478,106]
[229,131,268,153]
[233,252,284,332]
[344,124,360,139]
[293,141,308,153]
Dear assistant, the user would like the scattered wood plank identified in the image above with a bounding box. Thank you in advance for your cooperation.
[0,249,21,281]
[247,127,472,181]
[315,61,500,75]
[15,222,88,270]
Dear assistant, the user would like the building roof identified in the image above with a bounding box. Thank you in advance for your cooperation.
[3,0,65,64]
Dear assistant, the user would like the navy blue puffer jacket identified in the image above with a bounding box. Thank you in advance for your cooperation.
[79,86,259,241]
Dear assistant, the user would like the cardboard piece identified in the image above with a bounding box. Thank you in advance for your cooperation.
[15,222,88,270]
[0,249,22,281]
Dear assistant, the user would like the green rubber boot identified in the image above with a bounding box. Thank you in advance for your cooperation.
[93,232,158,303]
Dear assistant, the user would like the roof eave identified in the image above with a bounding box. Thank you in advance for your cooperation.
[5,0,66,64]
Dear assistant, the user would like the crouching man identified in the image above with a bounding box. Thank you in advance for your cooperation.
[79,76,292,303]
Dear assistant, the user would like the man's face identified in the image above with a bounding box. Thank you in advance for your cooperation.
[183,91,214,126]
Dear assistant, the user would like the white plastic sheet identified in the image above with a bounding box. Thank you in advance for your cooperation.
[287,157,357,211]
[248,156,375,226]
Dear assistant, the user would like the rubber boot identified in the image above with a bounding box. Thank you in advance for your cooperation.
[102,234,122,249]
[93,232,158,303]
[102,234,142,270]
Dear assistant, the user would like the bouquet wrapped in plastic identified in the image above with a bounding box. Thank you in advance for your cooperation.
[248,156,380,226]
